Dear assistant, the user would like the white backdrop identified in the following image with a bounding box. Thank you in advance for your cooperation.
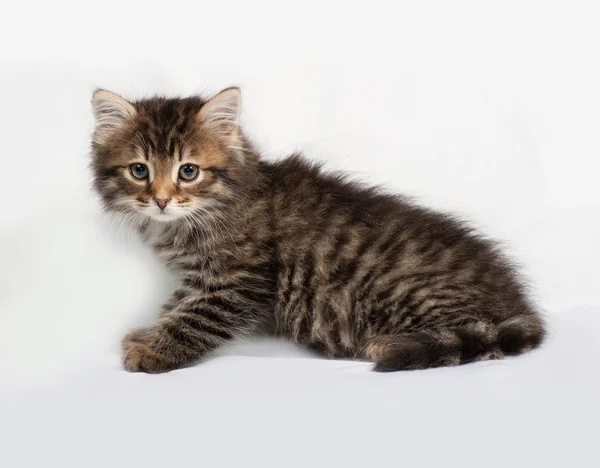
[1,0,599,377]
[1,2,600,467]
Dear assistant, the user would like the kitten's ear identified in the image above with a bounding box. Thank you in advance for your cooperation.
[198,87,241,138]
[91,89,136,143]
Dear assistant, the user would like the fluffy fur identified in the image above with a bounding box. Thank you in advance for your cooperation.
[90,87,545,373]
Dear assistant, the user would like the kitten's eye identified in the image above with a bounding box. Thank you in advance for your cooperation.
[130,163,149,180]
[179,164,199,181]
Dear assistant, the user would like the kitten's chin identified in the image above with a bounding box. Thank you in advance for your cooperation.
[148,212,182,223]
[141,206,185,223]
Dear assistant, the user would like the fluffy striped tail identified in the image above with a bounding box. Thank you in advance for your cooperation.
[366,315,545,372]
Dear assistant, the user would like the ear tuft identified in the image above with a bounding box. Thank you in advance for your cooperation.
[91,89,136,143]
[199,87,241,137]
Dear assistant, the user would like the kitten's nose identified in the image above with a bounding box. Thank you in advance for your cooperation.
[155,198,170,210]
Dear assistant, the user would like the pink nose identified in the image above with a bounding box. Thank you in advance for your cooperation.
[155,198,170,210]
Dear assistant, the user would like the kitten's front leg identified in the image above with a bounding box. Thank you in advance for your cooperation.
[121,288,260,373]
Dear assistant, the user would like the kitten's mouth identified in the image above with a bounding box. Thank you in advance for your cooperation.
[146,206,181,222]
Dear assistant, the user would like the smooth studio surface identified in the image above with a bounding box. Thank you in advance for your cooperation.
[1,310,598,467]
[1,1,599,467]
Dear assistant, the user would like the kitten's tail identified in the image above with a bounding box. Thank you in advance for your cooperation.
[367,314,545,372]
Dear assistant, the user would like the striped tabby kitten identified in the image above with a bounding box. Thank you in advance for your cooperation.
[91,87,545,373]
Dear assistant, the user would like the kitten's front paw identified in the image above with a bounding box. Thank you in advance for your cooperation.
[121,329,175,374]
[122,343,176,373]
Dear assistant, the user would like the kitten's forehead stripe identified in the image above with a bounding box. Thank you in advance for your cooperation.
[130,96,207,161]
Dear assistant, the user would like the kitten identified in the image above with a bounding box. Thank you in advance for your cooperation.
[90,87,545,373]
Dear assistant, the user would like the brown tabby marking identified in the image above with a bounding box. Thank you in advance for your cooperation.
[90,87,546,374]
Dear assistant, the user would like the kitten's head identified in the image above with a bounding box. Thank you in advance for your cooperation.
[90,87,256,224]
